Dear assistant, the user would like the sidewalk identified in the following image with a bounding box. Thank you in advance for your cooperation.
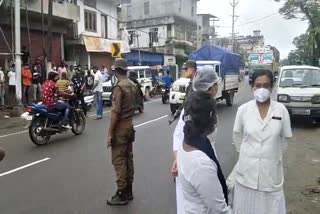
[284,125,320,214]
[0,108,27,136]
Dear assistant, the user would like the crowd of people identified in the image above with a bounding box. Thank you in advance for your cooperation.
[0,59,111,111]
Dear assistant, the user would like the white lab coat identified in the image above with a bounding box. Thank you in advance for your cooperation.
[232,100,292,214]
[173,109,218,214]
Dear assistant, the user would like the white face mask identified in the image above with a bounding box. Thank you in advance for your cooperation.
[254,88,271,103]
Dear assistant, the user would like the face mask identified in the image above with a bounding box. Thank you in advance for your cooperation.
[254,88,271,103]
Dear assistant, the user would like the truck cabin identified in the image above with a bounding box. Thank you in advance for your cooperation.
[196,61,221,77]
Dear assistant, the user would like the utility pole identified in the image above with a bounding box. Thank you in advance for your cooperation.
[47,0,53,74]
[14,0,22,106]
[230,0,239,52]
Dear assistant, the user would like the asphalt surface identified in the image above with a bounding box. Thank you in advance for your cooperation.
[0,83,252,214]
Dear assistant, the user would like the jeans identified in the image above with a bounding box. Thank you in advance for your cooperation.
[95,91,103,118]
[0,84,5,106]
[33,83,42,102]
[8,85,16,107]
[55,101,70,124]
[23,85,30,105]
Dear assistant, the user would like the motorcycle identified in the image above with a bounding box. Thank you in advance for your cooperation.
[23,101,86,146]
[82,92,94,112]
[162,87,170,104]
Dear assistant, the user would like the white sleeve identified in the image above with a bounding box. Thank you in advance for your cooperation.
[281,106,293,151]
[191,160,232,214]
[173,109,185,152]
[233,107,244,152]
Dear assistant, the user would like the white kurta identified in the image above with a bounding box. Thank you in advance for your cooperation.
[173,109,218,214]
[178,148,231,214]
[232,100,292,214]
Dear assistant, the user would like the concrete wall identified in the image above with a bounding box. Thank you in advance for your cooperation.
[77,0,118,39]
[25,0,80,22]
[122,0,197,23]
[128,25,168,48]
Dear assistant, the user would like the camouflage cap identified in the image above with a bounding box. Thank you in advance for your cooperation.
[184,60,197,69]
[114,58,128,70]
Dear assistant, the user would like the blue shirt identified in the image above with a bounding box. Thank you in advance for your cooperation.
[162,75,173,88]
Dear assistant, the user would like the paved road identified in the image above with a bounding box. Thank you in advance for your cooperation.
[0,83,261,214]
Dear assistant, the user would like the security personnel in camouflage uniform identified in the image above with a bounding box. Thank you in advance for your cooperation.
[107,58,137,206]
[169,60,197,124]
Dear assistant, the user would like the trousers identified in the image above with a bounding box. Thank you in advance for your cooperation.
[112,142,134,191]
[33,83,42,101]
[0,84,5,106]
[95,91,103,118]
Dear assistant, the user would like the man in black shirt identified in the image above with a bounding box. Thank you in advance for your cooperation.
[32,62,42,102]
[72,70,87,116]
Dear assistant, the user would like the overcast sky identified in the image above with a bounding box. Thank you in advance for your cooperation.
[198,0,309,59]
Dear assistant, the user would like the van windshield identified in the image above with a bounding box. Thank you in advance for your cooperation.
[279,69,320,88]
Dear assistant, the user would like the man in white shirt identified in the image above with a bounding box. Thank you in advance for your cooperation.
[7,65,16,107]
[91,68,104,119]
[0,67,5,107]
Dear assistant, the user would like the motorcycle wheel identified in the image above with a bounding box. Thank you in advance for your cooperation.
[138,101,144,113]
[71,110,86,135]
[162,94,169,104]
[29,117,51,146]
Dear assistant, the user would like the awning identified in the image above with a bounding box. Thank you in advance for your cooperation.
[83,36,130,53]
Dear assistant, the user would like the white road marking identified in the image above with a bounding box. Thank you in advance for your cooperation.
[134,115,168,128]
[0,130,28,139]
[0,158,50,177]
[0,98,163,139]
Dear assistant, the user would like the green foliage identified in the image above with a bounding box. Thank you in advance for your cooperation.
[275,0,320,65]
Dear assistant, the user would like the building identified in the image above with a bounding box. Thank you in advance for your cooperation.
[197,14,217,48]
[0,0,80,68]
[216,30,265,53]
[120,0,199,56]
[64,0,130,69]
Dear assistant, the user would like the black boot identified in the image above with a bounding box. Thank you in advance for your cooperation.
[107,190,128,206]
[126,184,133,201]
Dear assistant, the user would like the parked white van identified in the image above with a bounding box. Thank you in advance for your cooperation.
[276,65,320,121]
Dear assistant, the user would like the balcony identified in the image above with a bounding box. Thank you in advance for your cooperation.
[22,0,80,22]
[201,27,215,36]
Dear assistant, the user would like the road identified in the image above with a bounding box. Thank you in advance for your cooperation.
[0,83,317,214]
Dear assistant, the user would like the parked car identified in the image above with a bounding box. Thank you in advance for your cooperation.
[276,65,320,123]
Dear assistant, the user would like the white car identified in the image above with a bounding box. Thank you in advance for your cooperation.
[127,66,154,100]
[276,65,320,121]
[169,77,190,114]
[102,80,113,104]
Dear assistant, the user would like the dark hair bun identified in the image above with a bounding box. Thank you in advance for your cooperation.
[183,91,217,138]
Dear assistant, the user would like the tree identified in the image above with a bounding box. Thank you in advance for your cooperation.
[275,0,320,64]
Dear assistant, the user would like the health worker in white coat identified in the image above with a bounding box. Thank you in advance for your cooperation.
[171,66,220,214]
[232,69,292,214]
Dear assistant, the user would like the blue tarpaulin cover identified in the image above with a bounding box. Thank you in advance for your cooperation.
[189,45,241,75]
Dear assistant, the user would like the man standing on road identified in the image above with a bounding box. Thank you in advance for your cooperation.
[107,58,137,206]
[32,63,42,102]
[0,66,5,107]
[72,70,87,116]
[91,67,104,119]
[169,60,197,124]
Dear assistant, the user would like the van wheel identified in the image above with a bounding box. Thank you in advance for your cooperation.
[226,91,234,106]
[144,88,151,101]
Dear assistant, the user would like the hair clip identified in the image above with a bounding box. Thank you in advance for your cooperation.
[183,115,192,122]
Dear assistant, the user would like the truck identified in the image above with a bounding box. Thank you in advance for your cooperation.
[169,45,241,114]
[248,45,280,84]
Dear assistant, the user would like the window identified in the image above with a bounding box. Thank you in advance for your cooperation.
[191,5,194,17]
[127,5,132,18]
[167,24,172,38]
[84,10,97,32]
[84,0,96,8]
[128,31,135,45]
[101,15,108,38]
[144,2,149,15]
[149,28,159,45]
